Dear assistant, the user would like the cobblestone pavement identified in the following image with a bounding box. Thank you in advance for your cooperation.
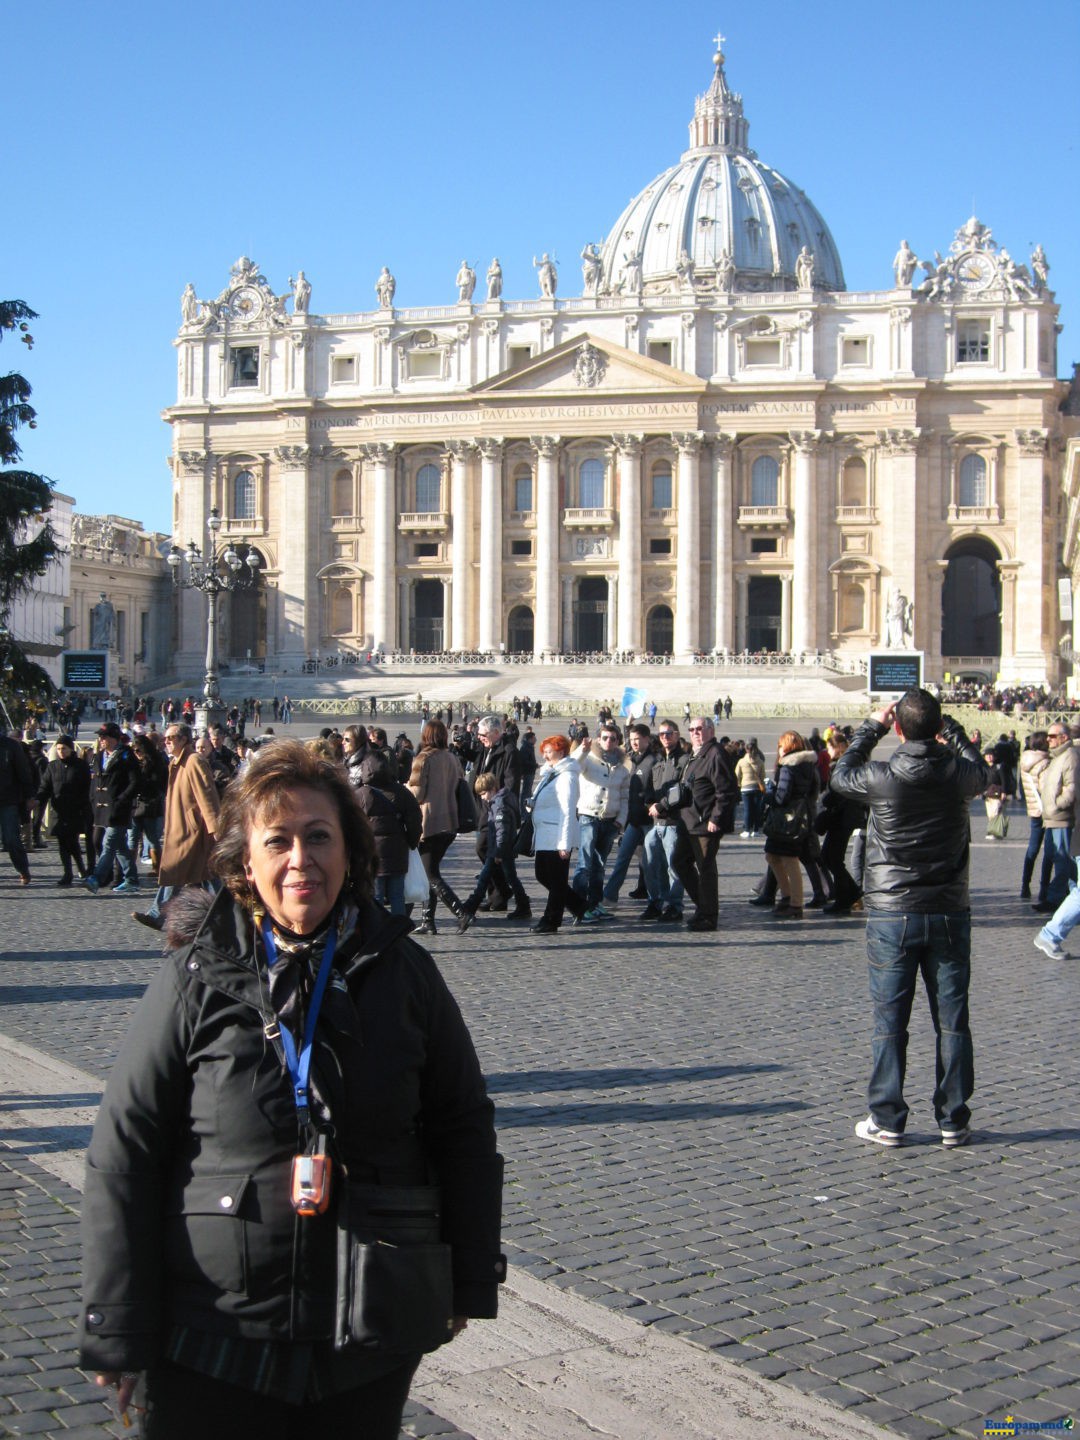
[1,799,1078,1439]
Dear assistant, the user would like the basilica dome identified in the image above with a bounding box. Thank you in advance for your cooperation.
[592,45,845,297]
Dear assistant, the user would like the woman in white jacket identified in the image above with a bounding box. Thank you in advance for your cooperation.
[528,734,590,934]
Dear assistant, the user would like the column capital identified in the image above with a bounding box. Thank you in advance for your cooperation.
[671,431,704,454]
[445,439,477,461]
[273,445,312,467]
[875,427,922,456]
[788,430,822,454]
[361,442,397,464]
[177,449,210,474]
[711,432,736,460]
[611,432,644,456]
[476,436,505,462]
[1014,428,1048,457]
[531,434,562,460]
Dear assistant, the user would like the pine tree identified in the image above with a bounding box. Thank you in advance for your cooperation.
[0,299,58,706]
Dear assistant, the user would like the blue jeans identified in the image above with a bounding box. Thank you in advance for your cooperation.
[1043,827,1075,907]
[465,851,529,911]
[643,824,684,907]
[865,912,974,1133]
[1023,817,1054,901]
[0,804,30,879]
[92,825,137,887]
[1040,879,1080,947]
[602,822,647,904]
[376,873,405,915]
[572,816,619,908]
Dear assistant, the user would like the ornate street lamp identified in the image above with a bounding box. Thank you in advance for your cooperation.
[168,508,260,728]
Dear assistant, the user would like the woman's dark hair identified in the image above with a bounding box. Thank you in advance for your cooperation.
[211,739,375,906]
[421,719,448,750]
[1027,730,1049,752]
[342,724,365,749]
[367,725,388,748]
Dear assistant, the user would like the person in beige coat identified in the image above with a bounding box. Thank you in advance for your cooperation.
[1036,723,1080,909]
[132,722,220,931]
[408,719,467,934]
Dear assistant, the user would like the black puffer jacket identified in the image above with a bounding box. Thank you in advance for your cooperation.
[38,752,92,829]
[80,889,504,1374]
[355,753,422,875]
[763,751,819,858]
[677,737,739,836]
[830,717,988,913]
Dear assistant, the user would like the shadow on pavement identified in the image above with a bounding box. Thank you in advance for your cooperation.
[487,1063,782,1092]
[495,1098,810,1126]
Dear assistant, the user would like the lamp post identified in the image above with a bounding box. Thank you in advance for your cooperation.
[168,508,260,731]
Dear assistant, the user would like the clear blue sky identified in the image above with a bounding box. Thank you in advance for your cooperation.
[9,0,1079,535]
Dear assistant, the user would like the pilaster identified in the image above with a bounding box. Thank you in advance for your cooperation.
[272,444,313,665]
[363,442,397,652]
[672,433,704,659]
[532,436,561,657]
[613,434,643,652]
[446,440,475,650]
[789,432,820,653]
[477,438,504,652]
[711,435,735,651]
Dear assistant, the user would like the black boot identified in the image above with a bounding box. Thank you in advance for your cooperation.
[436,879,464,918]
[415,896,438,936]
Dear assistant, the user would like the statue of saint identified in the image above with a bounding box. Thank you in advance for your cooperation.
[456,261,476,302]
[375,267,396,309]
[289,270,311,314]
[486,258,503,300]
[619,250,642,295]
[893,240,919,288]
[715,248,735,291]
[675,247,695,290]
[181,283,198,325]
[91,594,117,650]
[884,587,913,649]
[580,242,602,296]
[1031,244,1050,292]
[533,252,558,298]
[795,246,815,290]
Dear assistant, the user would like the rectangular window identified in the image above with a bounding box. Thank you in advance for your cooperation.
[409,351,442,378]
[841,336,870,366]
[230,346,259,387]
[414,542,439,558]
[956,319,990,363]
[514,474,533,512]
[332,356,356,383]
[649,537,672,555]
[648,340,673,365]
[507,345,533,370]
[751,537,778,554]
[511,539,532,556]
[745,338,782,366]
[650,472,673,509]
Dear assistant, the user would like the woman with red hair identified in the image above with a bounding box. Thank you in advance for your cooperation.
[528,734,591,934]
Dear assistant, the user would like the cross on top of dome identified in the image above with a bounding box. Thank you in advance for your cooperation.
[688,33,749,156]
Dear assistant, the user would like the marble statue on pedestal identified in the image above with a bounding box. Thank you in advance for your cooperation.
[375,267,396,308]
[893,240,919,288]
[533,253,558,298]
[91,594,117,650]
[456,261,476,302]
[486,258,503,300]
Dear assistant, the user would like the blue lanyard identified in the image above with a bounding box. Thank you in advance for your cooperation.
[261,922,337,1127]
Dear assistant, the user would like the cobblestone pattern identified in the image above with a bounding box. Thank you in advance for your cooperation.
[1,814,1078,1439]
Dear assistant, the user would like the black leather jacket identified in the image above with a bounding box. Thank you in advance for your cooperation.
[80,890,503,1373]
[830,717,988,913]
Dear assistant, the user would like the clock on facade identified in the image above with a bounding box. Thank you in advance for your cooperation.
[955,250,995,291]
[228,285,264,320]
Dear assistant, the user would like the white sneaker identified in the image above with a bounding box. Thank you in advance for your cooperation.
[1034,932,1067,961]
[740,831,751,839]
[855,1116,903,1147]
[940,1126,971,1148]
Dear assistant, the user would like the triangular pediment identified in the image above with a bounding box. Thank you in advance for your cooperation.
[473,331,704,397]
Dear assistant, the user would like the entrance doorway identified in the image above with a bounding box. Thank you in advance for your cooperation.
[410,579,444,653]
[573,577,608,652]
[747,576,782,652]
[507,605,534,654]
[942,539,1001,656]
[645,604,674,655]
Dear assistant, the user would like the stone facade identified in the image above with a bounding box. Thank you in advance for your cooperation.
[68,515,171,691]
[165,47,1076,685]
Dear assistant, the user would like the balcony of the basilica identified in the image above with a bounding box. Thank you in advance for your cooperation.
[836,505,877,524]
[947,504,1001,525]
[648,507,676,524]
[737,505,791,528]
[510,509,536,528]
[563,507,615,528]
[399,511,449,533]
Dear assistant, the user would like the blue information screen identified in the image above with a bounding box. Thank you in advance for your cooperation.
[868,653,923,695]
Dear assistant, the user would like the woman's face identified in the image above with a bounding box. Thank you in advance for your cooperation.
[244,786,348,935]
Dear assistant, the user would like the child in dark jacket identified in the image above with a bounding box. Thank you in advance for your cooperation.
[457,774,531,931]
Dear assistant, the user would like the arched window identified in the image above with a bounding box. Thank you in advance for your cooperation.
[650,464,673,509]
[332,469,353,517]
[415,463,441,513]
[645,604,674,655]
[332,588,353,635]
[840,584,865,633]
[840,457,867,508]
[958,454,987,507]
[232,470,256,521]
[513,467,533,513]
[579,458,605,508]
[750,455,779,507]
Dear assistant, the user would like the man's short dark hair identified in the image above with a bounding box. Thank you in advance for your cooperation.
[895,688,942,742]
[629,722,651,739]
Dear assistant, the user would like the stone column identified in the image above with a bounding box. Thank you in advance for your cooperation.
[789,432,820,654]
[735,573,748,651]
[711,435,735,652]
[673,432,704,659]
[363,442,397,653]
[477,438,504,653]
[532,436,561,657]
[613,434,643,652]
[780,575,793,653]
[1012,430,1050,679]
[607,575,618,652]
[273,445,314,667]
[446,441,474,651]
[996,561,1021,678]
[561,573,574,653]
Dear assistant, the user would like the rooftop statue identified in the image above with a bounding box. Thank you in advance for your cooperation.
[486,258,503,301]
[456,261,476,303]
[375,267,396,309]
[533,253,558,298]
[1031,244,1050,292]
[715,247,735,291]
[675,247,695,290]
[893,240,919,289]
[619,250,643,295]
[580,243,602,296]
[795,246,815,290]
[289,270,311,314]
